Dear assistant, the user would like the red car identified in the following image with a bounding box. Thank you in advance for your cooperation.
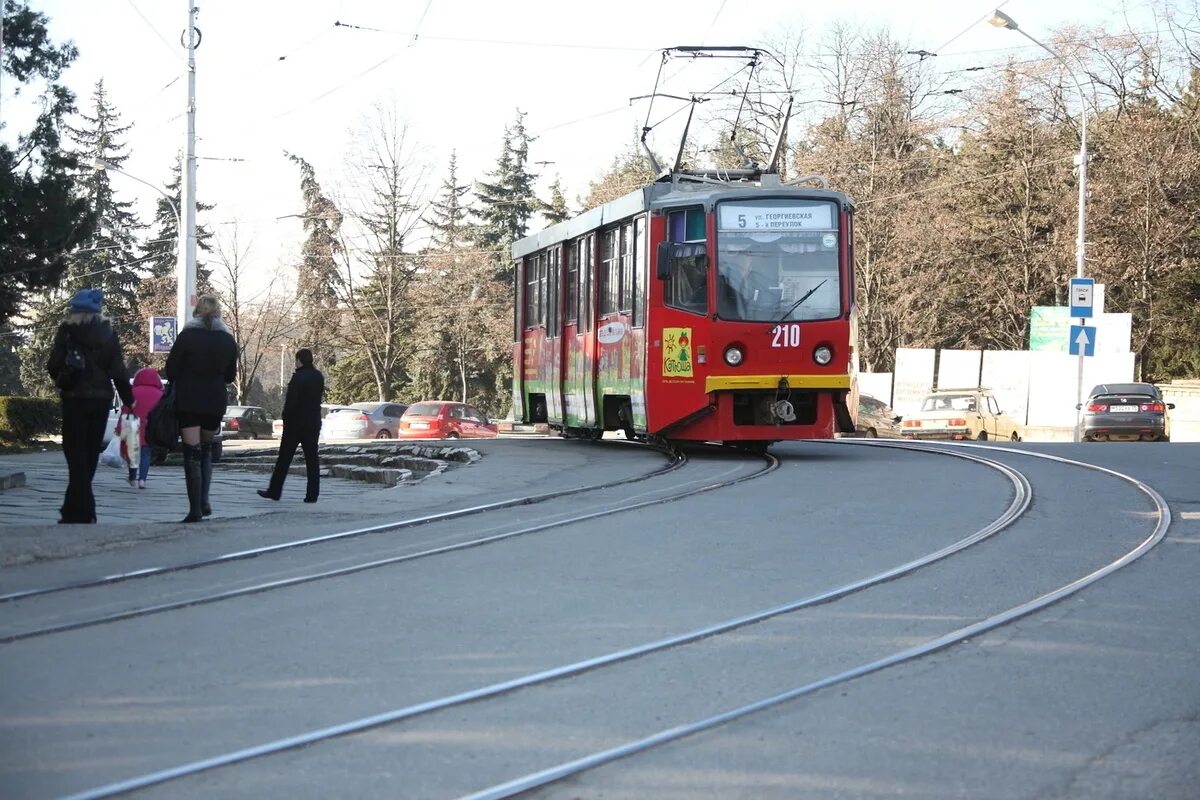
[398,401,498,440]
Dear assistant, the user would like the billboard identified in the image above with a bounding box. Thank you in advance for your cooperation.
[150,316,177,354]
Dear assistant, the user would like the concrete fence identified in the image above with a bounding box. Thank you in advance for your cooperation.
[861,349,1200,443]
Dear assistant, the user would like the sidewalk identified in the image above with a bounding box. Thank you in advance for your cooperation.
[0,446,379,529]
[0,440,472,567]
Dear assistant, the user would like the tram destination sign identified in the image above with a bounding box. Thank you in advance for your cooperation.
[718,202,833,231]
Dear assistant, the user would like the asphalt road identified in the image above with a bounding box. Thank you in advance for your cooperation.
[0,439,1196,799]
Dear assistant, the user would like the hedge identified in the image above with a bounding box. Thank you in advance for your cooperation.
[0,397,62,441]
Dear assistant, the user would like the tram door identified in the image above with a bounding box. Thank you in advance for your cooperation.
[544,247,563,423]
[561,235,597,430]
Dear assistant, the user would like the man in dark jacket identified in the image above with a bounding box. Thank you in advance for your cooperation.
[46,288,135,523]
[258,348,324,503]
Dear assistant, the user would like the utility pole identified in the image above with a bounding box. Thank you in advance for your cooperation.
[177,2,200,326]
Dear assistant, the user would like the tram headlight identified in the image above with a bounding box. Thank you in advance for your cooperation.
[724,345,745,366]
[813,344,833,365]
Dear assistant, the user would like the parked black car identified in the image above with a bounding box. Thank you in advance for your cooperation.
[1078,382,1174,442]
[221,405,275,440]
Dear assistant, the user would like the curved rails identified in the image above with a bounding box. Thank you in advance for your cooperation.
[59,446,1028,800]
[0,443,686,604]
[3,453,774,644]
[459,442,1171,800]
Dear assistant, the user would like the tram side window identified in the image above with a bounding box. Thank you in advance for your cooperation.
[664,248,708,314]
[619,222,634,313]
[668,208,707,243]
[665,208,708,314]
[547,248,560,334]
[565,243,578,325]
[600,228,619,315]
[580,235,594,332]
[632,217,645,327]
[523,256,538,329]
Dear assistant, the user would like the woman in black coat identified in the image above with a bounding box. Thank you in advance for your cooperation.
[165,294,239,522]
[46,288,135,523]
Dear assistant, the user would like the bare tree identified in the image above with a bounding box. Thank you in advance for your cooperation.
[332,100,432,401]
[408,248,511,411]
[212,227,298,404]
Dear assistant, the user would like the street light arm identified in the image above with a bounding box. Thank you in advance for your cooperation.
[990,11,1090,443]
[92,158,182,233]
[1007,29,1088,146]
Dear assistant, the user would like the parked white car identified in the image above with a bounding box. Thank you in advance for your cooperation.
[901,387,1023,442]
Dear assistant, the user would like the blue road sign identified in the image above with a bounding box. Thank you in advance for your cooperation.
[150,316,177,354]
[1069,277,1095,319]
[1069,324,1096,357]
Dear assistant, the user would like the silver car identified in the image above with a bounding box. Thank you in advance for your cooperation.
[321,402,408,440]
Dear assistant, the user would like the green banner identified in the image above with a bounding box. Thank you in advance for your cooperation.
[1029,306,1069,352]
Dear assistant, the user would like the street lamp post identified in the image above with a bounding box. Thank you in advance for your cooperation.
[989,9,1089,442]
[92,158,185,324]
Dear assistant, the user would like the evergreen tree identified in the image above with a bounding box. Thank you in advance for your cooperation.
[542,176,571,225]
[0,1,92,327]
[423,150,472,250]
[20,79,146,391]
[0,325,23,395]
[473,109,539,278]
[61,80,143,349]
[581,134,658,211]
[286,153,343,364]
[133,158,216,368]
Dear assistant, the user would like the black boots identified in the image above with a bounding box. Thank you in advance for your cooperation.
[200,442,213,517]
[180,444,204,523]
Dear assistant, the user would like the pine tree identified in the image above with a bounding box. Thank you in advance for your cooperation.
[0,1,91,327]
[423,150,472,251]
[542,176,571,225]
[19,79,147,391]
[581,134,658,210]
[286,153,343,363]
[60,80,143,352]
[473,109,539,278]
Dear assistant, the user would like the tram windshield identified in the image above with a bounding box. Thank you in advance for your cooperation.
[715,198,841,322]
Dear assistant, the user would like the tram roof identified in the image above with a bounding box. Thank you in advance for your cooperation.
[512,175,854,260]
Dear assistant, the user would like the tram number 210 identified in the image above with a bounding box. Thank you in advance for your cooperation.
[770,323,801,348]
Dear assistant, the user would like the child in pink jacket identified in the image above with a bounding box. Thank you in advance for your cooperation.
[117,367,164,489]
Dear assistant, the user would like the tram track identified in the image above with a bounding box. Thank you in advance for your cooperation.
[57,442,1038,800]
[1,447,777,644]
[459,442,1172,800]
[0,440,684,605]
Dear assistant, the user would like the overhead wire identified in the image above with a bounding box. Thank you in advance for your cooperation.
[125,0,186,63]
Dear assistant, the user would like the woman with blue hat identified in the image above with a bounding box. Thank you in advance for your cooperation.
[46,288,135,523]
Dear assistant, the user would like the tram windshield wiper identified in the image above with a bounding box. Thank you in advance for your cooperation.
[771,279,827,326]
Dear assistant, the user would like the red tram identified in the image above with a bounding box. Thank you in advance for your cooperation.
[512,171,858,452]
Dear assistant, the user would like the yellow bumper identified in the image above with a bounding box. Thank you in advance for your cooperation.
[705,374,853,392]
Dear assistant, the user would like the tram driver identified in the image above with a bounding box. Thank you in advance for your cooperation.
[719,251,778,320]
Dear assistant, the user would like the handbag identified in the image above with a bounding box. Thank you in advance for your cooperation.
[146,383,180,451]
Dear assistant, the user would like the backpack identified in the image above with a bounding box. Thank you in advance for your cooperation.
[55,336,90,391]
[145,382,180,451]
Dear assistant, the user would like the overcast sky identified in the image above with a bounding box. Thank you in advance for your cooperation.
[3,0,1154,285]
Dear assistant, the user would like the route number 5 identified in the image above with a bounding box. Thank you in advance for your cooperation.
[770,323,800,348]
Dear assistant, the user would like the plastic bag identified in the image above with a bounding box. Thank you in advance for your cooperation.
[99,435,124,468]
[118,414,140,468]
